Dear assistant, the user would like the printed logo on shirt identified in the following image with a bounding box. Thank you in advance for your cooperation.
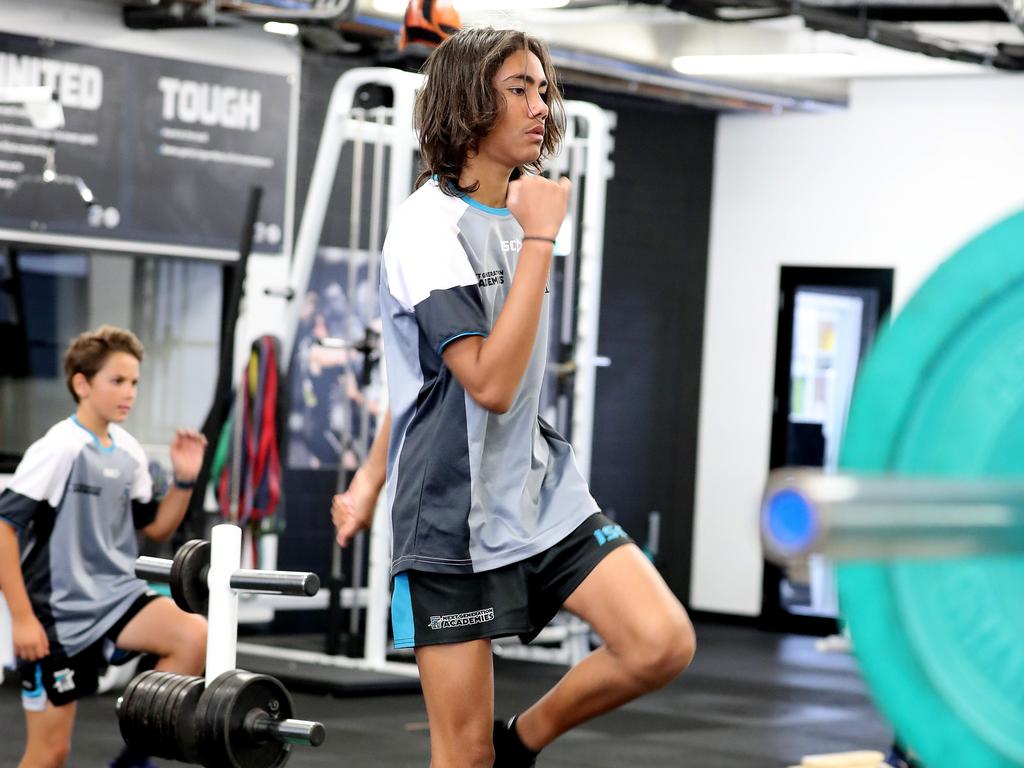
[429,607,495,630]
[501,239,521,253]
[477,269,505,288]
[103,467,122,479]
[72,483,102,496]
[52,668,76,694]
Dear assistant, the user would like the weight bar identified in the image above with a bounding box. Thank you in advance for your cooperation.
[136,539,320,615]
[761,470,1024,562]
[118,669,325,768]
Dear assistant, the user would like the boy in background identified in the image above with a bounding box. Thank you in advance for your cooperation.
[0,325,208,768]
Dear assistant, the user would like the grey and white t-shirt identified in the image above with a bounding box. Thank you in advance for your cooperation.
[380,180,599,576]
[0,417,156,657]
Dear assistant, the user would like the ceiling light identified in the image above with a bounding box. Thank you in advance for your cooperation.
[672,53,859,78]
[263,21,300,36]
[672,51,982,78]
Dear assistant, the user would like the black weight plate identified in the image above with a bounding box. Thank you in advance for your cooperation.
[175,676,207,764]
[117,670,152,747]
[151,672,187,758]
[140,671,178,753]
[197,670,294,768]
[195,670,235,768]
[225,672,294,768]
[170,539,210,615]
[156,673,193,759]
[124,671,173,752]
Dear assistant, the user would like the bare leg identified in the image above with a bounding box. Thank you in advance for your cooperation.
[113,596,207,675]
[515,545,695,750]
[416,639,495,768]
[19,701,76,768]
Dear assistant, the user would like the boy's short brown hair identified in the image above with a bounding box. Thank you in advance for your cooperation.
[63,325,144,403]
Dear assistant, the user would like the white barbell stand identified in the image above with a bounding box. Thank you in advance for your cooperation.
[206,523,244,684]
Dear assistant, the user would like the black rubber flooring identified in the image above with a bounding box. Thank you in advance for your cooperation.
[0,622,892,767]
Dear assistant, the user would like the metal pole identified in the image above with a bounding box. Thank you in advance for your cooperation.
[567,103,614,481]
[135,556,173,582]
[761,470,1024,562]
[285,67,422,367]
[245,714,327,747]
[230,569,320,596]
[205,523,241,685]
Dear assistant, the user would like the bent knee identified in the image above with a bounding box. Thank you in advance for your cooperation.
[161,613,207,672]
[623,613,696,689]
[182,615,208,666]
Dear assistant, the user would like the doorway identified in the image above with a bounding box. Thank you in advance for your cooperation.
[763,266,893,632]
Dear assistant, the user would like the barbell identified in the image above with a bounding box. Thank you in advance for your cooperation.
[761,210,1024,768]
[136,539,320,615]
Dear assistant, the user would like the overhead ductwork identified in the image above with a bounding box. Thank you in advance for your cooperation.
[629,0,1024,69]
[119,0,356,27]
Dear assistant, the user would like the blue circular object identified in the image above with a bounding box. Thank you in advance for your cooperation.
[764,489,817,553]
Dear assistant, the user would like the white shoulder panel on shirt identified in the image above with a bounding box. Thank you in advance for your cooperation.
[383,183,478,310]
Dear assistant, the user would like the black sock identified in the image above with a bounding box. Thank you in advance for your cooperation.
[111,743,151,768]
[494,714,539,767]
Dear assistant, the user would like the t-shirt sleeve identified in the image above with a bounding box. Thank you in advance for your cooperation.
[0,437,73,531]
[129,445,157,529]
[130,455,153,503]
[114,428,157,529]
[131,498,159,530]
[384,214,488,356]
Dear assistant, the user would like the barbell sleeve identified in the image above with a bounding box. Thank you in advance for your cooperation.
[761,469,1024,563]
[135,556,173,582]
[229,569,320,597]
[246,714,327,747]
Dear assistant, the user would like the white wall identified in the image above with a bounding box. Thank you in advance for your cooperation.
[692,74,1024,615]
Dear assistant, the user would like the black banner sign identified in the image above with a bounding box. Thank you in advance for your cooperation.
[0,32,293,258]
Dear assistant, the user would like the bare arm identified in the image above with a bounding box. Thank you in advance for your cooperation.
[443,175,571,414]
[142,486,194,543]
[0,519,49,660]
[142,429,207,543]
[332,409,391,547]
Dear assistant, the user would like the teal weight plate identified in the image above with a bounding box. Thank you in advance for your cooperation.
[838,210,1024,768]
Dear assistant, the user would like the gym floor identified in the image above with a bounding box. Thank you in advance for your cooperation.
[0,622,891,767]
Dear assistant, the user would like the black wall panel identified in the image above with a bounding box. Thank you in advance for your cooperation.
[563,86,715,604]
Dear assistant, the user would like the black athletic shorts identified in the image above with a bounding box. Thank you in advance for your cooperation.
[391,512,633,649]
[19,591,160,710]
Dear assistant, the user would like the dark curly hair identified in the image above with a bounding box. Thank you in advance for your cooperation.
[415,27,565,196]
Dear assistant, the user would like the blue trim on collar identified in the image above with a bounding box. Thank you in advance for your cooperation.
[436,175,512,216]
[461,195,511,216]
[71,414,116,453]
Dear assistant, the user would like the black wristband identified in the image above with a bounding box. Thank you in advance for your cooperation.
[522,235,557,245]
[173,476,196,490]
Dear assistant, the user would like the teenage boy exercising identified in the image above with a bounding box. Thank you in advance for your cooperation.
[0,325,208,768]
[331,28,696,768]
